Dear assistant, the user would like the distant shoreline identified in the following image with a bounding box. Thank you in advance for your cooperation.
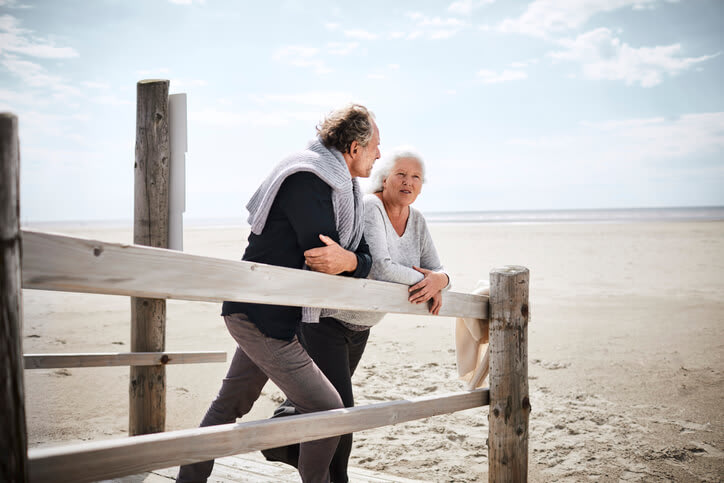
[21,206,724,229]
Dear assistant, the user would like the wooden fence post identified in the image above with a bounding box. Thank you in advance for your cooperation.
[130,80,170,436]
[488,266,530,482]
[1,113,27,481]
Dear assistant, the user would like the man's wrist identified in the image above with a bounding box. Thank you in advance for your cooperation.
[346,251,358,272]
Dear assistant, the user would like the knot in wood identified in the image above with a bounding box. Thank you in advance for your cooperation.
[93,246,103,257]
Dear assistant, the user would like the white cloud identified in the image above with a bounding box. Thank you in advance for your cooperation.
[1,56,80,97]
[509,112,724,162]
[550,28,719,87]
[81,81,111,89]
[136,67,171,77]
[250,91,354,108]
[171,78,208,89]
[326,41,361,56]
[0,14,79,58]
[478,68,527,83]
[168,0,206,4]
[12,110,90,143]
[448,0,495,16]
[189,108,320,128]
[0,87,48,109]
[498,0,669,38]
[510,59,539,68]
[401,12,470,40]
[343,29,378,40]
[92,95,133,107]
[367,73,385,80]
[0,0,33,8]
[273,45,332,74]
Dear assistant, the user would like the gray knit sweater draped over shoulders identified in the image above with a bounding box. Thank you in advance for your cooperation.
[245,137,364,323]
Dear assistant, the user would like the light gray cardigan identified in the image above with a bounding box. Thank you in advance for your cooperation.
[332,194,449,328]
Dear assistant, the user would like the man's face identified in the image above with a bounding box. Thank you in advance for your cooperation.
[349,122,380,178]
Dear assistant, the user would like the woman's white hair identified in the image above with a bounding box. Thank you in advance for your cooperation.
[367,146,426,193]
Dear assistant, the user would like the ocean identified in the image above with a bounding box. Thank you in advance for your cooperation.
[421,206,724,224]
[23,206,724,230]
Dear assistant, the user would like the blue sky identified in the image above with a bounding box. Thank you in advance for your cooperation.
[1,0,722,222]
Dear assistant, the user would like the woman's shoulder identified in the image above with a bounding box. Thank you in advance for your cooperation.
[409,204,427,222]
[408,205,430,232]
[364,193,384,212]
[364,193,382,205]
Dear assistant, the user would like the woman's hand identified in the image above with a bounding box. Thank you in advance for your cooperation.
[408,266,449,305]
[428,291,442,315]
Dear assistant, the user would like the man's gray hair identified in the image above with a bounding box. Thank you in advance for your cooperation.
[367,146,426,193]
[317,104,376,154]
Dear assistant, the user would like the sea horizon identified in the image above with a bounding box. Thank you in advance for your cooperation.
[21,205,724,230]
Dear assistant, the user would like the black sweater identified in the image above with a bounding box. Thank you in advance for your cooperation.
[222,172,372,340]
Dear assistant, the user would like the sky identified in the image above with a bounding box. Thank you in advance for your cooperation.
[1,0,722,223]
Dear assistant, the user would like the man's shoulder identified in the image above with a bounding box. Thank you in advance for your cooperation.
[281,171,330,192]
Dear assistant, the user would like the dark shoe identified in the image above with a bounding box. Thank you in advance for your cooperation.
[261,404,300,468]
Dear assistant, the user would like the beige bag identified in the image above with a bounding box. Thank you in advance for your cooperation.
[455,281,490,390]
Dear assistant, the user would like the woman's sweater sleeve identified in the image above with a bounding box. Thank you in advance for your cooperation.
[365,203,425,285]
[419,214,451,290]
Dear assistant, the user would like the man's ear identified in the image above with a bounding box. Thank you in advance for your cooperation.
[349,140,359,157]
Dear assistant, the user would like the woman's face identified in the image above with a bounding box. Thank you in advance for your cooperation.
[382,157,424,207]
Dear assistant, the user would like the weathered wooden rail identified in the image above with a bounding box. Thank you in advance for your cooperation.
[1,88,530,483]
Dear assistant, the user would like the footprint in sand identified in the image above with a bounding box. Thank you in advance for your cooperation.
[532,359,571,370]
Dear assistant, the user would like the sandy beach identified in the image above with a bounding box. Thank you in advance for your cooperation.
[21,220,724,482]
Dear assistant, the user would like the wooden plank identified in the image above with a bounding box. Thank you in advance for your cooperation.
[21,230,488,320]
[1,112,27,482]
[217,455,298,479]
[24,351,226,369]
[488,266,530,482]
[131,79,170,437]
[150,455,427,483]
[28,389,489,483]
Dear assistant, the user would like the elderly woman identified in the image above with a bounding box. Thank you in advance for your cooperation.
[263,147,449,483]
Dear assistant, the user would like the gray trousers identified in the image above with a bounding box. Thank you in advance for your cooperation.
[176,313,343,483]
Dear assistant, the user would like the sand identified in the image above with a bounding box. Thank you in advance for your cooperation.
[21,221,724,482]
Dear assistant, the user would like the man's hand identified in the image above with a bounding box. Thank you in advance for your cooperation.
[408,267,449,304]
[304,234,358,275]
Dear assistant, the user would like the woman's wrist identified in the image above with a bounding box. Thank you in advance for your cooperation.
[434,272,448,290]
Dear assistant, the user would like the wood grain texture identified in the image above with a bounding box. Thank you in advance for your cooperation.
[28,389,489,483]
[23,351,227,369]
[131,79,170,437]
[488,266,530,482]
[0,112,27,483]
[21,230,489,319]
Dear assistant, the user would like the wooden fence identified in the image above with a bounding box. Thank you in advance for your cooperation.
[0,91,530,482]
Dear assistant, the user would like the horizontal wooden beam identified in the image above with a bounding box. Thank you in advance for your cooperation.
[28,389,489,483]
[21,230,488,319]
[23,351,227,369]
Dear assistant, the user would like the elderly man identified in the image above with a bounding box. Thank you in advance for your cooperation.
[176,104,380,483]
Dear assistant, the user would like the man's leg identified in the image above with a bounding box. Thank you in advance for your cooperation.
[176,329,269,482]
[225,314,343,483]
